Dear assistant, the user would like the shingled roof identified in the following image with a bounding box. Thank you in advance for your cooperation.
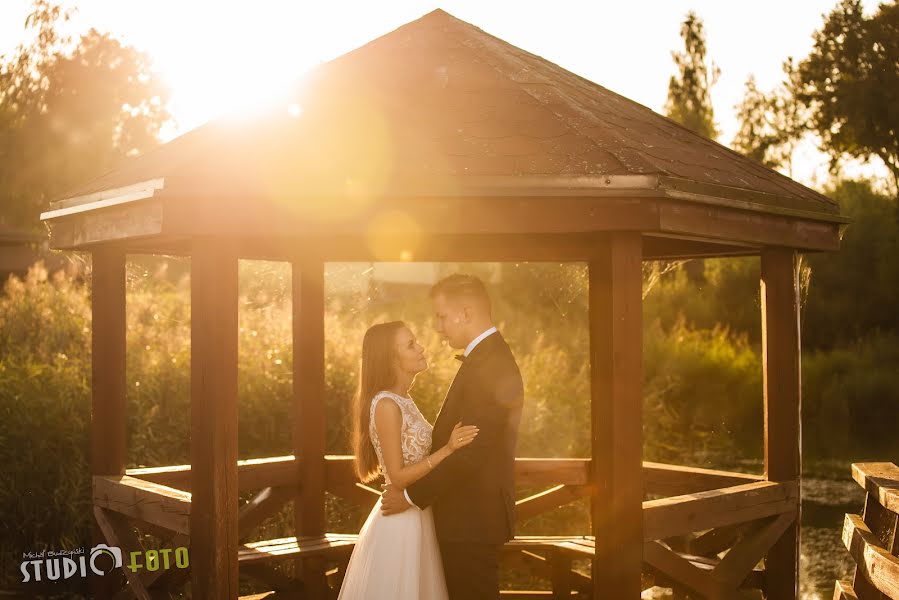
[51,9,840,221]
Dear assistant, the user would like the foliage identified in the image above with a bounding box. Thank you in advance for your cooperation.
[643,316,763,466]
[802,179,899,349]
[0,0,171,232]
[797,0,899,195]
[664,11,720,139]
[732,59,810,176]
[803,330,899,460]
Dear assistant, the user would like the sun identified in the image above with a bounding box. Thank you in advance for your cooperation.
[144,4,327,140]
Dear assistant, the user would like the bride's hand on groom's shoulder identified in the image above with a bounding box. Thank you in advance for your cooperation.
[380,484,412,516]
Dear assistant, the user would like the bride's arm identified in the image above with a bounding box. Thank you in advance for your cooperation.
[373,399,477,491]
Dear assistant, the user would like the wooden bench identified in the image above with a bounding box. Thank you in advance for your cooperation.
[833,462,899,600]
[235,532,767,598]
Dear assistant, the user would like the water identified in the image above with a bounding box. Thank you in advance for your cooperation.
[800,476,865,599]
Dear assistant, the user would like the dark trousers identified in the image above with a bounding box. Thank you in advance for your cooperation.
[438,541,502,600]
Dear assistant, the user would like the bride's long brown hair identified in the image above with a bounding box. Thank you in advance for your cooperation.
[352,321,405,483]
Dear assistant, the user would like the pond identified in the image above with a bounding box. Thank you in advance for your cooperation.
[799,475,865,599]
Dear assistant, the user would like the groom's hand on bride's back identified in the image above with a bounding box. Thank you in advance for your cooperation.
[380,484,412,515]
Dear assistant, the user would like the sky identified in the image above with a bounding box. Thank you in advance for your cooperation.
[0,0,887,189]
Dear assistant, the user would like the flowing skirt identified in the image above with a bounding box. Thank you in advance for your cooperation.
[337,496,448,600]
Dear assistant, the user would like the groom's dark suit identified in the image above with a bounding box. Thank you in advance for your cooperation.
[406,330,524,599]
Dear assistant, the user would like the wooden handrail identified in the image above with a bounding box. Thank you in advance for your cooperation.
[642,480,798,542]
[125,455,761,495]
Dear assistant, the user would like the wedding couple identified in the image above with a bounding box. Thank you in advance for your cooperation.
[337,274,524,600]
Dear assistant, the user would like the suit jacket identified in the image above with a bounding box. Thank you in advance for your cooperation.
[407,331,524,544]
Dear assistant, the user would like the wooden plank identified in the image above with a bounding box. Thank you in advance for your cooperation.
[291,257,327,597]
[93,475,191,535]
[588,232,644,599]
[643,481,798,542]
[237,535,357,564]
[90,246,128,600]
[761,248,802,600]
[515,485,589,523]
[852,463,899,517]
[842,514,899,599]
[643,462,763,496]
[190,238,239,599]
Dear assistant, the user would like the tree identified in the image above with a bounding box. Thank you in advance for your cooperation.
[0,0,171,233]
[798,0,899,197]
[665,11,720,140]
[732,59,809,177]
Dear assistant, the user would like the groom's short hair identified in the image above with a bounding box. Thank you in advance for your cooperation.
[430,274,492,314]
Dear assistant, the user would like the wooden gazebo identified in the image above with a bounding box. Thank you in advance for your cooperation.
[41,9,847,600]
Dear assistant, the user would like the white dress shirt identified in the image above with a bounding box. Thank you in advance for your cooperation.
[403,326,498,509]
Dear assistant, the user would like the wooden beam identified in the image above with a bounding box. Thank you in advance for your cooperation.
[642,481,798,542]
[163,195,660,240]
[93,507,151,600]
[833,580,860,600]
[588,232,644,599]
[190,237,239,599]
[643,462,763,497]
[761,248,802,599]
[643,541,722,599]
[713,512,795,589]
[291,256,327,597]
[659,201,841,251]
[90,246,127,600]
[238,486,295,541]
[515,485,589,523]
[48,200,164,249]
[93,475,191,535]
[127,454,298,492]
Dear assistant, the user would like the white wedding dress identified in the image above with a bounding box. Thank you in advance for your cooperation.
[337,390,449,600]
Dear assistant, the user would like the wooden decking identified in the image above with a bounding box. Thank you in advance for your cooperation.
[89,455,799,599]
[833,462,899,600]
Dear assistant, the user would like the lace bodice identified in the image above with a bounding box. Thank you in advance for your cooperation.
[369,391,433,484]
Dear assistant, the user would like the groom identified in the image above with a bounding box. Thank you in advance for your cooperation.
[381,273,524,599]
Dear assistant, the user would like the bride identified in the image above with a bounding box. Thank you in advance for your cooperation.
[337,321,479,600]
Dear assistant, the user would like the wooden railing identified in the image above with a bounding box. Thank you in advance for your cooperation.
[93,456,796,598]
[834,462,899,600]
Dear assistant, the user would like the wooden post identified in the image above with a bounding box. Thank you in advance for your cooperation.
[292,257,327,597]
[760,248,801,600]
[190,238,240,599]
[91,247,127,599]
[588,232,644,599]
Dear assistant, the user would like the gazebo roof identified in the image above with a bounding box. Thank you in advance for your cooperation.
[41,9,846,255]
